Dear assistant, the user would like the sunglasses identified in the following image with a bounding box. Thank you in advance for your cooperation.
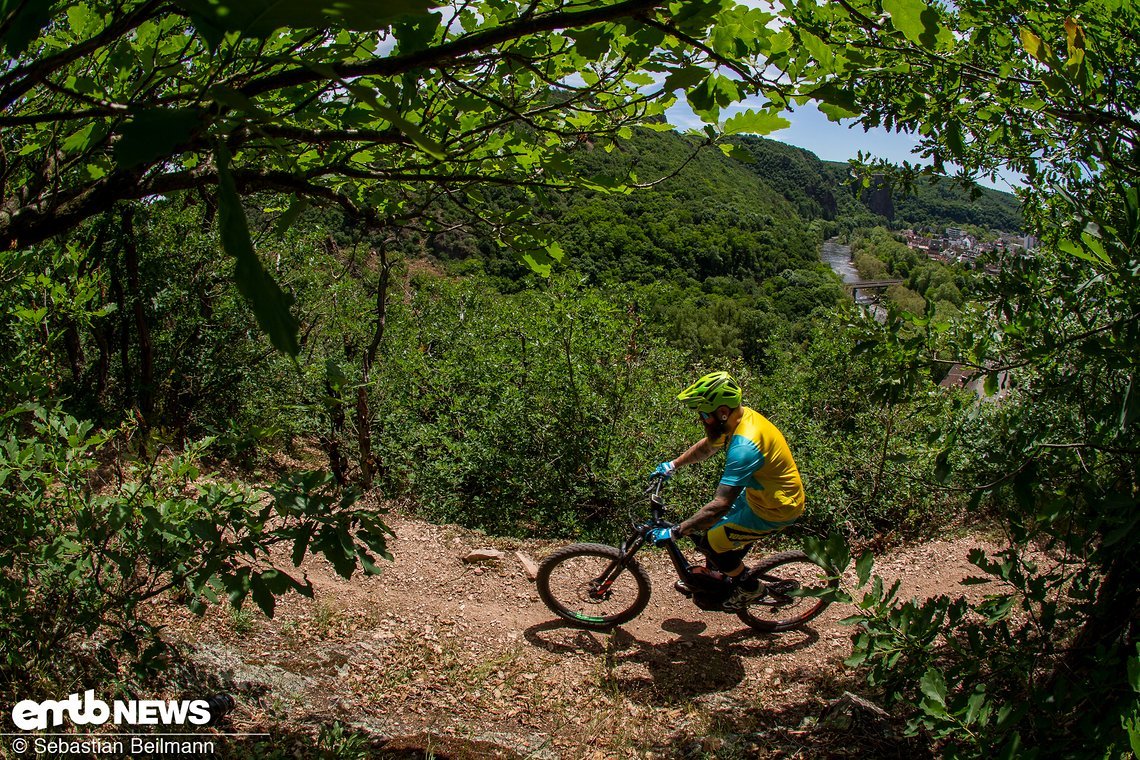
[698,411,713,421]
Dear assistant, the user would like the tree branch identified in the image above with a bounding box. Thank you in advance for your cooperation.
[0,0,166,112]
[237,0,667,99]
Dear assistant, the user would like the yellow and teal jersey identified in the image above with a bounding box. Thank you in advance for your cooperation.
[704,408,804,553]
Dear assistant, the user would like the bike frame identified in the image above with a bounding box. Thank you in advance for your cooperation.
[600,477,699,592]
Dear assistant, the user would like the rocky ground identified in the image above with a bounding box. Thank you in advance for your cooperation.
[148,507,1005,759]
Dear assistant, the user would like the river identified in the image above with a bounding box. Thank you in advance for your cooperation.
[820,237,860,285]
[819,237,881,311]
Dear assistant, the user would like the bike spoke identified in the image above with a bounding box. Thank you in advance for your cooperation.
[545,555,642,624]
[736,554,835,632]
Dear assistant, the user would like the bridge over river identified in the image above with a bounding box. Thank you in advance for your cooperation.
[819,238,901,304]
[819,238,1005,398]
[844,279,905,298]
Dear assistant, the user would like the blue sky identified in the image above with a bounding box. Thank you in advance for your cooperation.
[665,100,1024,193]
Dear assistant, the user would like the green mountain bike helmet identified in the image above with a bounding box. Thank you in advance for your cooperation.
[677,371,742,413]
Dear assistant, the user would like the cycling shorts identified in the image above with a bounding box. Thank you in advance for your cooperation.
[704,491,799,554]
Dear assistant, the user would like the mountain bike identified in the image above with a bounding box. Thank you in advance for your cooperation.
[536,476,837,632]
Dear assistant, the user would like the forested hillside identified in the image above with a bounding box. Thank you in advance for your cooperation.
[429,126,1021,289]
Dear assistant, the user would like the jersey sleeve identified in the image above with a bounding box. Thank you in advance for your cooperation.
[720,436,764,487]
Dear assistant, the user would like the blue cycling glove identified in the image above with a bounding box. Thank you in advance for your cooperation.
[652,461,676,480]
[647,526,675,545]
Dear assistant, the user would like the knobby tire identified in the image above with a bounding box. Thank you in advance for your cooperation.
[735,550,837,632]
[536,543,652,630]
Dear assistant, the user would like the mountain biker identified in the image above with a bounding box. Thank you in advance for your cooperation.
[649,371,805,610]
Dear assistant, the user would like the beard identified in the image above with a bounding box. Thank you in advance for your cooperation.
[703,415,729,441]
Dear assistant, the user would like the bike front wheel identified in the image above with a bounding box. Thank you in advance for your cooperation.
[736,551,837,632]
[536,543,652,630]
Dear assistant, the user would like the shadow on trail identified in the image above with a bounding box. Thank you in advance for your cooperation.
[524,618,822,706]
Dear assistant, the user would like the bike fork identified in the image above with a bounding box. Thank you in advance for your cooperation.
[592,540,644,593]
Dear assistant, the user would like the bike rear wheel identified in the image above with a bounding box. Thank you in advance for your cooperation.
[536,543,652,630]
[736,551,837,632]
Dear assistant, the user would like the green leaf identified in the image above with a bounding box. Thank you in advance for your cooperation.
[173,0,433,37]
[1019,28,1050,65]
[215,144,301,356]
[723,109,790,136]
[964,687,986,725]
[249,572,275,617]
[798,30,834,71]
[378,108,446,160]
[314,526,358,578]
[62,123,105,155]
[719,143,754,162]
[291,523,315,566]
[391,11,441,54]
[945,119,965,156]
[189,12,226,49]
[209,86,268,117]
[1121,376,1137,432]
[855,551,873,587]
[997,732,1022,760]
[114,108,203,169]
[274,195,310,238]
[919,668,947,706]
[984,372,998,397]
[1125,710,1140,758]
[934,448,951,484]
[811,83,861,120]
[1063,18,1085,68]
[883,0,942,49]
[687,74,741,122]
[222,568,251,607]
[1,0,53,57]
[663,66,706,93]
[1055,238,1103,265]
[567,26,612,60]
[349,90,447,160]
[803,534,849,574]
[825,533,851,573]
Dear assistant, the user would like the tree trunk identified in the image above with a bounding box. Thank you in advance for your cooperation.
[122,209,153,420]
[322,373,349,486]
[355,250,393,490]
[869,404,894,506]
[63,321,85,383]
[110,262,131,405]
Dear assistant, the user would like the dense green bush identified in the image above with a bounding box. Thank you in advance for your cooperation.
[365,274,722,538]
[759,314,965,539]
[0,239,390,700]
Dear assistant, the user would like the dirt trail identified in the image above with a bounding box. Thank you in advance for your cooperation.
[152,510,1002,758]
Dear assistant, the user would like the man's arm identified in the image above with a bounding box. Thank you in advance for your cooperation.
[678,483,744,535]
[671,437,718,470]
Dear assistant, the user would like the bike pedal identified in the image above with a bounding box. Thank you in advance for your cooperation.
[673,580,694,597]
